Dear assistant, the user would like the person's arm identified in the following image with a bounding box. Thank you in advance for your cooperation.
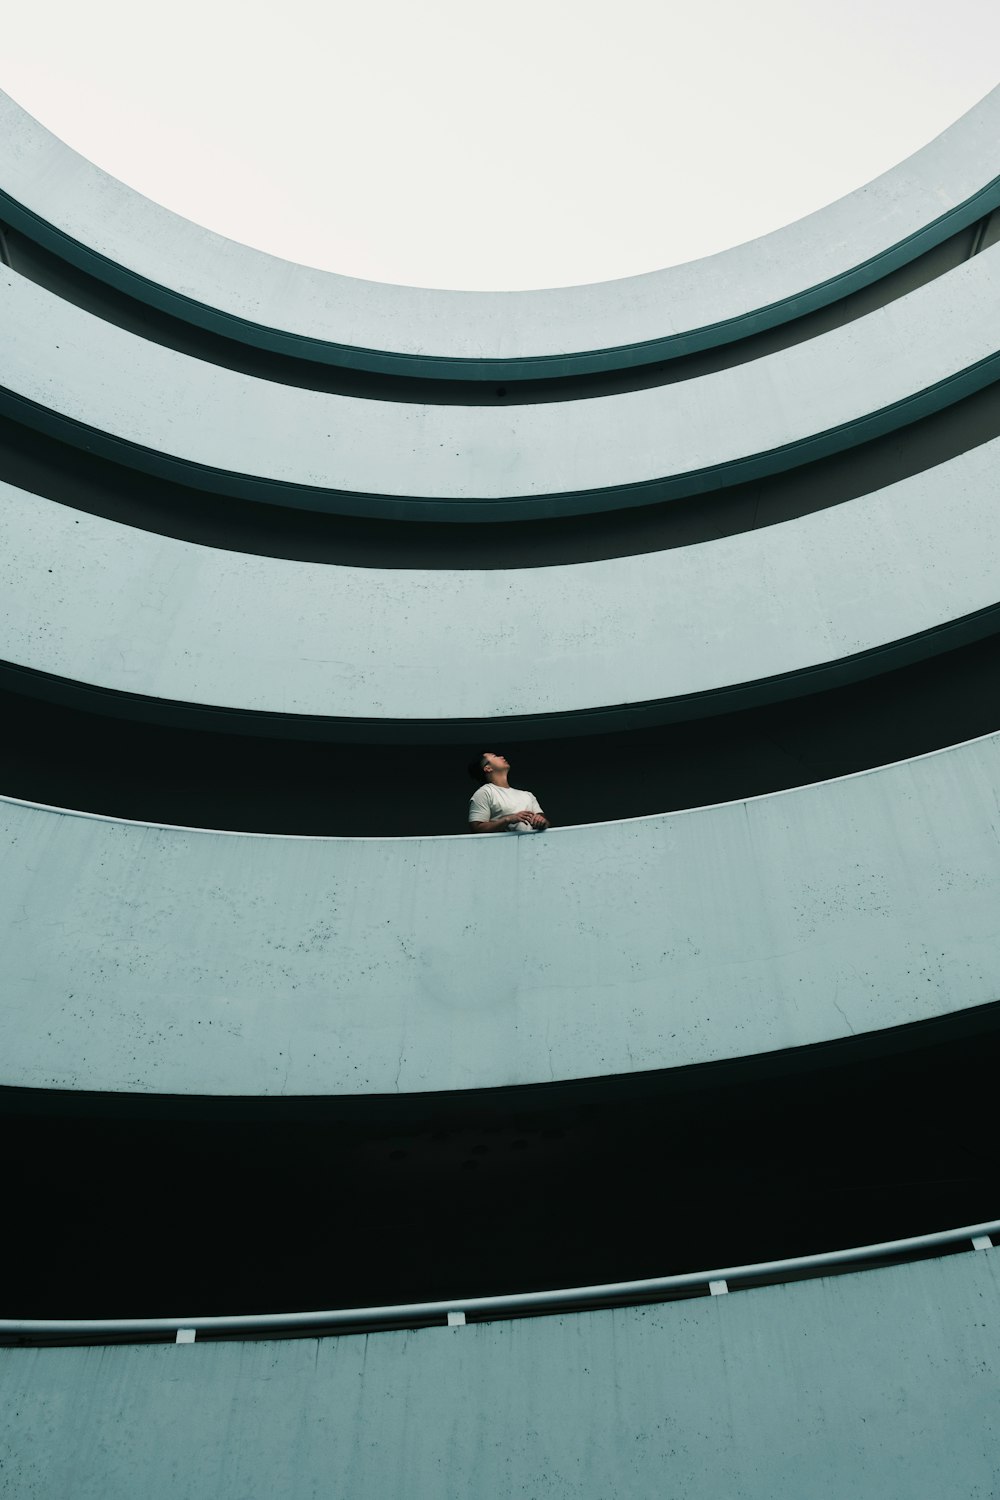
[524,793,549,830]
[470,812,535,833]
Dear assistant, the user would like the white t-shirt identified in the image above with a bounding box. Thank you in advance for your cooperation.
[468,783,543,832]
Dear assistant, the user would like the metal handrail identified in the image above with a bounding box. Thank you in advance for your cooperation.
[2,1219,997,1345]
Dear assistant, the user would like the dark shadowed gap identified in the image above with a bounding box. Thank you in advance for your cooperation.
[1,630,998,835]
[3,1001,999,1317]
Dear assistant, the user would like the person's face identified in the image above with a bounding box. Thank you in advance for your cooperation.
[482,752,509,777]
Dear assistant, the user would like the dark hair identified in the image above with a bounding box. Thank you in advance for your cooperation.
[467,752,492,784]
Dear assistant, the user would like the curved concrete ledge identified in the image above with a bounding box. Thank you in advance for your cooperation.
[3,437,1000,722]
[3,732,1000,1096]
[3,86,1000,375]
[8,248,1000,515]
[3,1252,997,1499]
[5,251,1000,520]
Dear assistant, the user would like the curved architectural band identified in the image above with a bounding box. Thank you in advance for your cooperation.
[4,248,1000,519]
[3,732,999,1097]
[2,85,1000,375]
[3,436,1000,725]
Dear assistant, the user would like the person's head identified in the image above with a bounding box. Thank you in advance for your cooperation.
[467,751,509,783]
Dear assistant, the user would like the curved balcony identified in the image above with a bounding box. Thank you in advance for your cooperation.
[5,247,1000,520]
[3,731,1000,1097]
[5,377,1000,574]
[3,631,1000,837]
[2,1250,998,1499]
[3,431,1000,728]
[2,86,1000,377]
[5,62,1000,1500]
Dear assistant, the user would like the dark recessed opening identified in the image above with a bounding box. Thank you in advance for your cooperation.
[1,628,999,835]
[4,1001,1000,1317]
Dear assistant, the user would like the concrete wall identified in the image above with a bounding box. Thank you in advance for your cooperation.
[3,437,1000,720]
[2,85,999,363]
[3,732,1000,1096]
[5,247,1000,516]
[3,1249,999,1499]
[5,80,1000,1500]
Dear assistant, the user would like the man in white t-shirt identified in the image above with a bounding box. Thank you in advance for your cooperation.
[468,752,549,834]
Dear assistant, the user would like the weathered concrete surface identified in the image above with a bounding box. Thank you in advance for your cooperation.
[3,435,1000,719]
[3,733,1000,1096]
[2,85,999,361]
[4,243,1000,512]
[3,1251,1000,1499]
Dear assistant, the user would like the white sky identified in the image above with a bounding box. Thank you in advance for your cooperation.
[3,1,999,291]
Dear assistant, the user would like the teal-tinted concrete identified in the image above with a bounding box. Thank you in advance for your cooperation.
[3,434,1000,720]
[3,732,1000,1096]
[2,86,999,367]
[3,1250,999,1499]
[5,244,1000,517]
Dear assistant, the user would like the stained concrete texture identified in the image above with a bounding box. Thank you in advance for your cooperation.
[5,242,1000,514]
[2,86,999,362]
[3,1250,1000,1499]
[3,731,1000,1096]
[3,434,1000,718]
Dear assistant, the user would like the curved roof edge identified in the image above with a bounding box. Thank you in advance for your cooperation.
[2,87,1000,375]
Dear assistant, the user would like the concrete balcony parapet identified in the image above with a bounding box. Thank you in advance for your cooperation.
[2,430,1000,724]
[2,731,999,1096]
[5,242,1000,518]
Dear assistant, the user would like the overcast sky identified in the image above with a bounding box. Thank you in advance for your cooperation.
[3,1,999,290]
